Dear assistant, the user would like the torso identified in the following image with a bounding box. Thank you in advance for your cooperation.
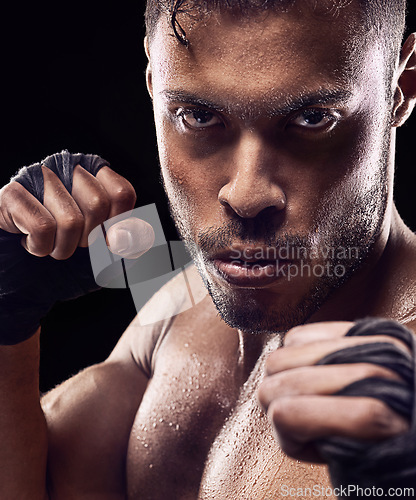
[42,222,416,500]
[126,293,334,500]
[124,225,416,499]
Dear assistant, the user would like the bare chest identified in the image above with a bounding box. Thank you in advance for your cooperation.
[126,338,333,500]
[198,344,334,500]
[199,384,334,500]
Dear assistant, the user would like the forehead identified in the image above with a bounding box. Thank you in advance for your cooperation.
[148,5,381,111]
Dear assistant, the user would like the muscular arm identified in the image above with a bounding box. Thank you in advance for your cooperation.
[0,152,153,498]
[42,337,148,499]
[0,323,149,500]
[0,332,48,500]
[41,267,193,499]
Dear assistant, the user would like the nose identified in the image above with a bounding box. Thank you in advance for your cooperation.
[218,131,286,219]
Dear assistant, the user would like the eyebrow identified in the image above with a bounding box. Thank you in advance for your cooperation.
[160,88,354,118]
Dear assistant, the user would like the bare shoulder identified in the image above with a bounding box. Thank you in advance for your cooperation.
[41,267,209,498]
[378,221,416,325]
[109,264,213,372]
[110,264,238,377]
[40,266,223,498]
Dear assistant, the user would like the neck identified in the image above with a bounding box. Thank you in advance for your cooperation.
[308,206,416,324]
[235,206,416,360]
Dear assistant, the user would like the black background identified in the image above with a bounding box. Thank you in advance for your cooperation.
[2,2,415,392]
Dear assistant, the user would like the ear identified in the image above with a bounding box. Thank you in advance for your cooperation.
[392,33,416,127]
[144,36,153,100]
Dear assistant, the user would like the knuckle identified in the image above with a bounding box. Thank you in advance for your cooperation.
[273,370,297,394]
[366,399,408,437]
[111,180,136,206]
[60,213,84,232]
[284,326,305,346]
[267,396,302,432]
[0,182,23,205]
[257,380,271,408]
[268,398,311,446]
[33,246,54,258]
[268,397,290,423]
[265,349,284,374]
[83,194,110,220]
[258,373,293,408]
[36,216,57,236]
[52,250,76,261]
[28,217,56,256]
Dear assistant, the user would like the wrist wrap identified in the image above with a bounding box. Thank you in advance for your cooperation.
[0,151,110,345]
[316,318,416,496]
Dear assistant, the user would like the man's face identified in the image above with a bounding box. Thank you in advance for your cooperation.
[147,4,395,333]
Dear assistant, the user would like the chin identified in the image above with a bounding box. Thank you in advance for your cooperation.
[204,279,323,333]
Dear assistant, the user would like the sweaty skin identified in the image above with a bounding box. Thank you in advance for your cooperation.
[41,265,415,499]
[1,2,416,500]
[39,4,416,500]
[149,7,413,334]
[42,266,340,499]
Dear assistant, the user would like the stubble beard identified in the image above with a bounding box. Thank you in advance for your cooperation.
[162,129,390,333]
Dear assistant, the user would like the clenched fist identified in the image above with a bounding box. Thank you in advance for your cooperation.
[0,151,152,345]
[258,319,416,493]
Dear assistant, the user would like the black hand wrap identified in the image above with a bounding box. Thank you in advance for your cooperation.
[0,151,110,345]
[316,318,416,497]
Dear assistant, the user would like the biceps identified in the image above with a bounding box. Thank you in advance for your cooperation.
[41,360,148,498]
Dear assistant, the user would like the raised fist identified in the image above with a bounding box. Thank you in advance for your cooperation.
[0,151,150,344]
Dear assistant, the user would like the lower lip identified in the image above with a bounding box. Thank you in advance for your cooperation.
[213,259,290,287]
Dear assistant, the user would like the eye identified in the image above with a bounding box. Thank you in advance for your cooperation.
[177,108,222,129]
[290,109,339,131]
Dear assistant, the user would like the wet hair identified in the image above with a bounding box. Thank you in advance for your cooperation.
[145,0,407,65]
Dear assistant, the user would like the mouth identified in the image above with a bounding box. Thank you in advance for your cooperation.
[208,246,292,288]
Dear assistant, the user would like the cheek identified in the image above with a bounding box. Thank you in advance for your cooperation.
[315,120,391,237]
[155,115,193,196]
[282,112,391,239]
[156,118,222,215]
[333,113,390,199]
[313,111,389,195]
[159,142,222,234]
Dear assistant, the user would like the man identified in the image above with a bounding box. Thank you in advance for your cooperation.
[0,1,415,499]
